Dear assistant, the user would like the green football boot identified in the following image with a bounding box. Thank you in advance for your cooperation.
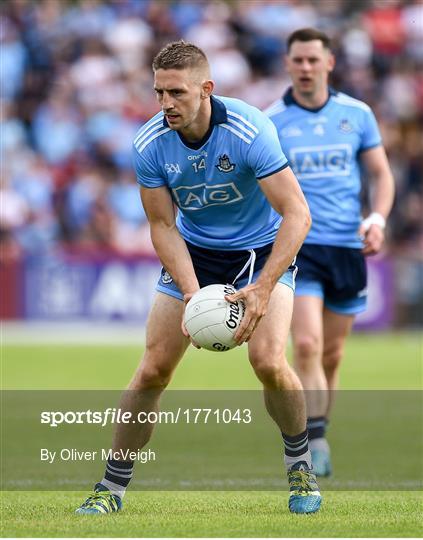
[288,462,322,514]
[75,483,122,515]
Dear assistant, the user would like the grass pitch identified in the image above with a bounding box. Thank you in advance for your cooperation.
[1,332,422,537]
[2,491,422,538]
[2,332,422,390]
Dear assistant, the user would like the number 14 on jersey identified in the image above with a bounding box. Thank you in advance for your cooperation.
[192,159,206,173]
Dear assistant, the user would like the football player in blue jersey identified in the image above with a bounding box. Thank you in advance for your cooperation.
[266,28,395,477]
[76,41,321,515]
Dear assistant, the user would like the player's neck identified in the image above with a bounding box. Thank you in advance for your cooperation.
[292,87,329,110]
[179,99,212,143]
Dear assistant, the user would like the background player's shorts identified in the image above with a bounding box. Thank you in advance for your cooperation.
[156,241,297,301]
[295,244,367,315]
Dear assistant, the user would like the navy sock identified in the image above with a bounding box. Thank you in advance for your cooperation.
[282,429,312,470]
[307,416,327,441]
[101,459,134,498]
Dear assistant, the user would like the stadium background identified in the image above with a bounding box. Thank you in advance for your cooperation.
[1,1,422,537]
[1,0,422,332]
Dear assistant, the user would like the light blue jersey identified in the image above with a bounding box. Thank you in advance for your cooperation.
[133,95,288,250]
[266,88,382,248]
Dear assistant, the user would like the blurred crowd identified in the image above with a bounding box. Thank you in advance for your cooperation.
[1,0,422,322]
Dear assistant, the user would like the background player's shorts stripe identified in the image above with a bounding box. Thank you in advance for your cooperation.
[295,244,367,315]
[295,279,367,314]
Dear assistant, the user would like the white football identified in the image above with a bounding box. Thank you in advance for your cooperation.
[184,284,245,352]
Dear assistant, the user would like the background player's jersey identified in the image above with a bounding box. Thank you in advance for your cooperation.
[266,88,382,248]
[133,95,288,250]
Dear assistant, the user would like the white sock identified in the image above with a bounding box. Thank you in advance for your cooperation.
[284,449,313,471]
[309,437,330,453]
[100,478,127,499]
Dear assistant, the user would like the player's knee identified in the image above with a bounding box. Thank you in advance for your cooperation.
[136,362,173,390]
[249,337,286,361]
[252,360,287,387]
[135,340,179,389]
[293,335,320,367]
[323,343,343,373]
[249,345,287,387]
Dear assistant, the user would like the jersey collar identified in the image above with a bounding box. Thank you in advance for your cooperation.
[283,86,337,113]
[162,95,227,150]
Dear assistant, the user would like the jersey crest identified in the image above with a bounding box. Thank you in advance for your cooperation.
[338,118,354,133]
[216,154,236,173]
[161,270,173,284]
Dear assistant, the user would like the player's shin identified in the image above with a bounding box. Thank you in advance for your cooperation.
[101,388,162,499]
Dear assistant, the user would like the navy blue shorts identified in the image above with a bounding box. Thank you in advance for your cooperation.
[157,241,297,301]
[295,244,367,315]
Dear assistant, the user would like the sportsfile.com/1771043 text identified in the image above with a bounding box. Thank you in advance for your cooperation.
[40,408,253,427]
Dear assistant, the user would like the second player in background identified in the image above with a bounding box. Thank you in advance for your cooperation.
[267,27,395,477]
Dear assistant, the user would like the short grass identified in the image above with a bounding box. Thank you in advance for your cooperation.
[1,491,422,538]
[1,332,422,537]
[2,332,422,390]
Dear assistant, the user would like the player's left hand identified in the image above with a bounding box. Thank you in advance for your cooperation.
[182,292,201,348]
[225,283,270,345]
[359,223,385,256]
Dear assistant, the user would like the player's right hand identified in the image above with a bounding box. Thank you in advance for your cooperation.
[359,223,385,256]
[359,212,386,256]
[225,283,271,345]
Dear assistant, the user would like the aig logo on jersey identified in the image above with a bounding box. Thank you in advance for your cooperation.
[290,144,352,179]
[172,183,242,210]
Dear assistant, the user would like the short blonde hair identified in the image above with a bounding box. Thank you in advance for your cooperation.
[152,40,209,75]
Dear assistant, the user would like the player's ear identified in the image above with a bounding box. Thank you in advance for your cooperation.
[328,52,335,73]
[201,79,214,99]
[283,54,291,74]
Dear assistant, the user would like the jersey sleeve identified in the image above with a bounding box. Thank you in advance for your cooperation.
[247,116,289,180]
[359,107,382,152]
[132,143,166,188]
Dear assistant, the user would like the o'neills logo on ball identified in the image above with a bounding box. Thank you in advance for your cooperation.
[213,343,231,352]
[223,284,236,295]
[226,301,241,330]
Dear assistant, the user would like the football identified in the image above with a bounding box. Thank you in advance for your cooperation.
[184,284,245,352]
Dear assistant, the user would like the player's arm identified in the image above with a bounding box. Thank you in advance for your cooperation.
[359,146,395,255]
[140,186,200,297]
[257,166,311,288]
[228,166,311,344]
